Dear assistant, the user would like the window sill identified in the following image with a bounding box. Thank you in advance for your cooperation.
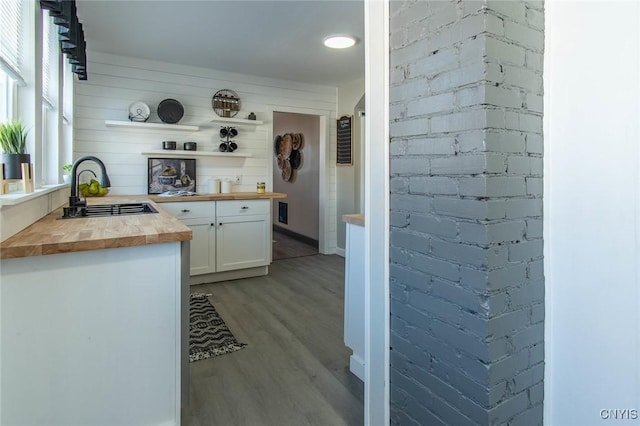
[0,184,68,207]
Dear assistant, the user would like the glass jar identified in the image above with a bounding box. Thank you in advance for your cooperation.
[257,182,266,194]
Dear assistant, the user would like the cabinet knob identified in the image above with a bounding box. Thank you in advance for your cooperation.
[181,209,190,213]
[241,206,249,210]
[219,223,223,227]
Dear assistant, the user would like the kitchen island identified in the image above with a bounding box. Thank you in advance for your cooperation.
[0,196,191,426]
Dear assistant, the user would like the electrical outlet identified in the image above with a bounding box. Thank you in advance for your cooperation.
[234,175,241,185]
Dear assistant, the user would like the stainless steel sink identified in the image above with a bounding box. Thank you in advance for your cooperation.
[61,202,158,219]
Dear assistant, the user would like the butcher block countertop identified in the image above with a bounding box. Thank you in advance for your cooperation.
[149,192,287,203]
[342,214,365,227]
[1,193,287,260]
[0,196,192,260]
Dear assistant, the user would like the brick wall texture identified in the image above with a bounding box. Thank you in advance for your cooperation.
[389,1,544,425]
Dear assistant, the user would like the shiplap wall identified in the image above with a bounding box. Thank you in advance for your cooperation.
[75,51,338,251]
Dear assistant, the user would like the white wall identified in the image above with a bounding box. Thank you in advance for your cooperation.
[337,77,365,251]
[544,2,640,424]
[74,51,338,250]
[353,95,365,214]
[272,112,320,240]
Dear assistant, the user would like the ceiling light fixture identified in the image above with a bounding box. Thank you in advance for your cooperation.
[323,35,357,49]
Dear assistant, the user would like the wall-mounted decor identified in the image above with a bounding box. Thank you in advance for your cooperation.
[274,132,304,182]
[212,89,241,118]
[219,126,239,152]
[157,99,184,124]
[337,115,353,165]
[148,158,196,194]
[128,101,150,122]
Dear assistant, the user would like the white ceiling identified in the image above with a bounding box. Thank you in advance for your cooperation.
[76,0,365,87]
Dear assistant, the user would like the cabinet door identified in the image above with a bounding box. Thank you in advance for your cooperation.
[216,214,269,272]
[183,219,216,276]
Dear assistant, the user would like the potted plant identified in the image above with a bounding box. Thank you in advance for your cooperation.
[62,164,73,184]
[0,120,30,180]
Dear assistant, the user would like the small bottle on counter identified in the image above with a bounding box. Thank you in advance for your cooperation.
[257,182,266,194]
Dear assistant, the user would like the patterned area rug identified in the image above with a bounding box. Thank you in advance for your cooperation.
[190,293,246,363]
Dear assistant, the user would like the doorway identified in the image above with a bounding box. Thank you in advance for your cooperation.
[272,111,321,261]
[266,106,333,255]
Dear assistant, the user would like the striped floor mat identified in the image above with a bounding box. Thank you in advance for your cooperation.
[189,293,247,362]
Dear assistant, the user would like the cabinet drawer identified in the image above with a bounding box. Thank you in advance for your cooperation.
[216,199,270,217]
[159,201,215,220]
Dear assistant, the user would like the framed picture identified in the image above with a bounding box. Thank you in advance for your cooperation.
[148,158,196,194]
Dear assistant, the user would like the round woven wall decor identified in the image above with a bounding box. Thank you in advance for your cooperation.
[274,133,304,182]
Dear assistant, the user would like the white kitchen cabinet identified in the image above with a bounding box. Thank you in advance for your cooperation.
[216,199,270,272]
[160,201,216,276]
[216,199,270,216]
[161,199,270,278]
[158,201,216,220]
[217,214,270,271]
[184,221,216,275]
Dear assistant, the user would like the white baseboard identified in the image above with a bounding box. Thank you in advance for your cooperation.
[335,247,346,257]
[190,266,268,285]
[350,354,365,382]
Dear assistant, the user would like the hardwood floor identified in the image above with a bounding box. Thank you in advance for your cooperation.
[272,230,318,261]
[183,254,364,426]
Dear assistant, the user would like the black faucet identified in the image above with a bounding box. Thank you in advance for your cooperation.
[68,156,111,209]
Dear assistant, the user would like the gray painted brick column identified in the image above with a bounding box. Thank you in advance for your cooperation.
[389,1,544,425]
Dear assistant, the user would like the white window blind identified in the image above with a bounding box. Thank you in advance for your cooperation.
[42,10,57,107]
[0,70,9,121]
[0,0,25,85]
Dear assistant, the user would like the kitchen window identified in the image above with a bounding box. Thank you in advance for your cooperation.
[0,0,23,122]
[42,8,66,184]
[0,1,73,195]
[0,0,24,84]
[0,70,15,121]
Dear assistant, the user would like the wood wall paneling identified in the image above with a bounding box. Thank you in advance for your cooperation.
[75,52,338,250]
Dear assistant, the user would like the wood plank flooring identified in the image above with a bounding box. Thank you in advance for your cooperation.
[182,254,364,426]
[272,230,318,261]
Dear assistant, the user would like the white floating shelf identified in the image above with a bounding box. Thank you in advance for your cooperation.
[105,120,199,132]
[210,116,264,126]
[141,150,252,158]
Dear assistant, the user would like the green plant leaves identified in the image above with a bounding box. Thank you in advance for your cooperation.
[0,120,28,154]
